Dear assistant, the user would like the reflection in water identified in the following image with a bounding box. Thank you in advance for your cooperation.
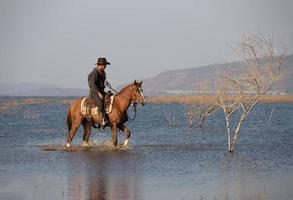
[1,102,293,200]
[65,149,142,200]
[218,154,268,200]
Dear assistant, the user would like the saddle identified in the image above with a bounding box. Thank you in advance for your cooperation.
[104,91,114,114]
[80,91,115,120]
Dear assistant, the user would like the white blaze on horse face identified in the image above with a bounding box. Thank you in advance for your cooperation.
[139,88,145,103]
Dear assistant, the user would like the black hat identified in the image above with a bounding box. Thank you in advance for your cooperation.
[96,57,111,65]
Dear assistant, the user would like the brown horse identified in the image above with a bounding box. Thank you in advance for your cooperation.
[66,80,145,148]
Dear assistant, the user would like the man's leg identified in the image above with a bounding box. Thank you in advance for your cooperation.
[97,92,106,126]
[89,92,103,124]
[100,101,107,127]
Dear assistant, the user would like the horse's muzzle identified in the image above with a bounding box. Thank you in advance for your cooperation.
[141,98,146,106]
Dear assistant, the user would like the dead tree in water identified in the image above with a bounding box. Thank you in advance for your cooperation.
[217,34,286,153]
[184,82,219,128]
[184,103,218,128]
[197,104,219,127]
[184,103,198,128]
[164,110,176,127]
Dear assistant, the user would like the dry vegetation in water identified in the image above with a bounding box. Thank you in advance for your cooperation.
[1,94,292,114]
[0,97,74,114]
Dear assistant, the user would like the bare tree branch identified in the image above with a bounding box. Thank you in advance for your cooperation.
[217,34,286,153]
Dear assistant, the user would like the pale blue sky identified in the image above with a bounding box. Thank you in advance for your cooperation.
[1,0,293,88]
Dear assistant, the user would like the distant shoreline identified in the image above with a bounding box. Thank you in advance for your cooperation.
[0,96,293,109]
[146,95,293,104]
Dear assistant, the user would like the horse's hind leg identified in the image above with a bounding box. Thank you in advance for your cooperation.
[66,118,82,148]
[82,119,92,147]
[118,124,131,147]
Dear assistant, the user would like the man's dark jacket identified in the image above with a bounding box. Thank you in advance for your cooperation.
[88,68,106,113]
[88,68,106,95]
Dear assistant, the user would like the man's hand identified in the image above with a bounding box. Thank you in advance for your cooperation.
[105,80,112,88]
[98,92,104,99]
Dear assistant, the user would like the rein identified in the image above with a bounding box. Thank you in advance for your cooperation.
[106,84,142,120]
[128,103,137,120]
[107,85,143,104]
[106,83,119,93]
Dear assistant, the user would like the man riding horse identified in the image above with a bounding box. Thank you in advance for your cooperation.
[88,57,111,127]
[66,57,145,148]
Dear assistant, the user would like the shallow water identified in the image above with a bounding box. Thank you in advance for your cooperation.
[0,98,293,200]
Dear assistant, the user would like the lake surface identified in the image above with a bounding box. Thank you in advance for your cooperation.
[0,97,293,200]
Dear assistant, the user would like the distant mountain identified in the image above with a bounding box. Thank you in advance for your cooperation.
[0,82,88,96]
[142,54,293,96]
[1,55,292,96]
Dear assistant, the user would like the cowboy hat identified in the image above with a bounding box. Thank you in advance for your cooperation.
[96,57,111,65]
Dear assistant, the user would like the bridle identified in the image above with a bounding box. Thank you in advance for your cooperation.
[127,86,145,120]
[107,85,145,120]
[131,86,145,104]
[108,85,145,105]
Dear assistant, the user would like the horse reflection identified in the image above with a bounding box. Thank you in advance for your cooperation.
[65,149,142,200]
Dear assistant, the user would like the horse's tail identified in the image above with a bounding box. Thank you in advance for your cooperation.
[67,108,72,132]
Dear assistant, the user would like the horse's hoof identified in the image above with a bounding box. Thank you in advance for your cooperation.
[66,143,71,148]
[82,141,90,148]
[123,139,129,147]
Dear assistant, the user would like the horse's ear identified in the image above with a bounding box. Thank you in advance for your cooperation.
[134,80,137,85]
[139,81,142,87]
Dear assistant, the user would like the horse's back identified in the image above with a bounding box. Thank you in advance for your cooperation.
[68,97,87,115]
[70,97,82,108]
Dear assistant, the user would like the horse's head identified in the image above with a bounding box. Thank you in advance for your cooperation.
[131,80,146,106]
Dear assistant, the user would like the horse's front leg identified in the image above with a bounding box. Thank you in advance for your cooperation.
[111,124,118,147]
[118,124,131,147]
[82,120,92,147]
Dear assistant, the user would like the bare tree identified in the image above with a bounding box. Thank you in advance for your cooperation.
[164,110,177,127]
[217,34,286,153]
[184,103,198,128]
[184,102,219,128]
[197,103,219,128]
[184,82,219,128]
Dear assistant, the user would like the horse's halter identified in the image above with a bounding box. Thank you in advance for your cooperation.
[108,83,146,105]
[130,86,146,105]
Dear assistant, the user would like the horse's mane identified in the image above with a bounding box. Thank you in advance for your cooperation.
[117,83,134,95]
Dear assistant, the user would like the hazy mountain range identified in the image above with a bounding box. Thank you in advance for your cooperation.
[142,54,293,96]
[1,54,292,96]
[0,82,88,96]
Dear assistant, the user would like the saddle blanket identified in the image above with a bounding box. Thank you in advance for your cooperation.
[80,96,114,116]
[105,95,115,114]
